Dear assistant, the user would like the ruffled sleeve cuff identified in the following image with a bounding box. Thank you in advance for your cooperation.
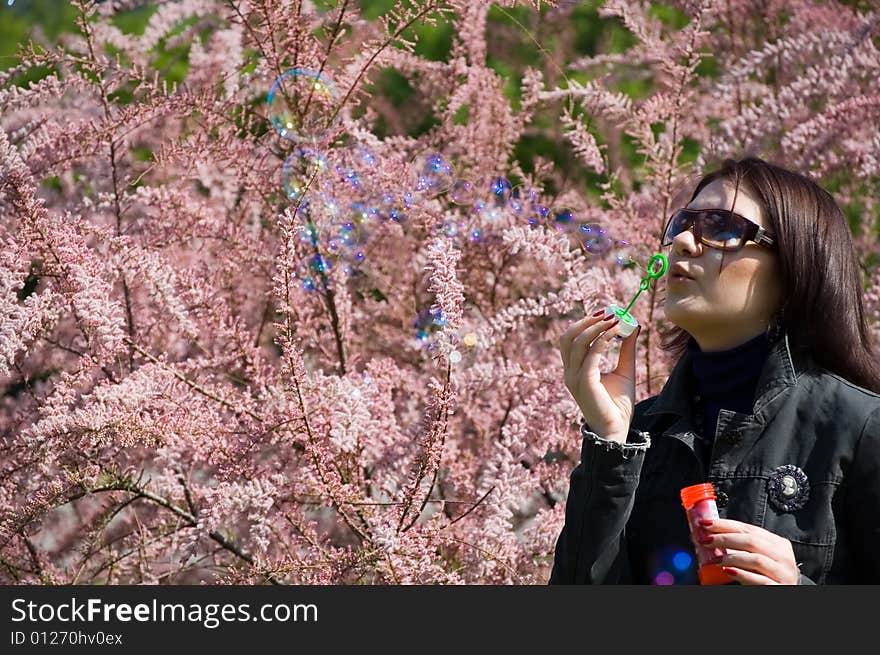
[580,421,651,459]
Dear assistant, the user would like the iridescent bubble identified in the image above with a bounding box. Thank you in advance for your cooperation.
[469,228,483,242]
[527,201,550,228]
[282,147,329,201]
[471,198,505,222]
[410,152,455,196]
[268,68,340,143]
[577,223,613,255]
[449,350,462,364]
[335,144,379,192]
[610,239,637,267]
[450,179,476,205]
[487,176,513,206]
[368,191,408,224]
[552,207,576,232]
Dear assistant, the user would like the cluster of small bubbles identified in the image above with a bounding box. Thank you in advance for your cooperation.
[413,307,447,345]
[268,68,339,143]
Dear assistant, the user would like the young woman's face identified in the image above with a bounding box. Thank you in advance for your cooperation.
[663,177,784,351]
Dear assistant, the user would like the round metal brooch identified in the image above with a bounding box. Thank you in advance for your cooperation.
[766,464,810,512]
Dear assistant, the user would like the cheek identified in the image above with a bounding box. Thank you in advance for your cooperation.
[714,257,774,303]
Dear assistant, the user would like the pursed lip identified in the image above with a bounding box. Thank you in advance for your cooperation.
[669,263,695,280]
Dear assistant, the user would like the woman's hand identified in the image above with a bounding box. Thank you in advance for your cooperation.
[558,309,640,443]
[697,518,800,585]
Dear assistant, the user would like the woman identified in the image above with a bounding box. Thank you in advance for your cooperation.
[549,156,880,585]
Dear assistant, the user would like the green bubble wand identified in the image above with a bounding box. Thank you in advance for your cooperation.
[603,253,668,339]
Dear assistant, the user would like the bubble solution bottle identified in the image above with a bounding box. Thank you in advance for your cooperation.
[680,483,735,585]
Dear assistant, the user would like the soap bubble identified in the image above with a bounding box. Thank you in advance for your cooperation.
[610,239,637,267]
[410,151,455,196]
[368,190,408,224]
[268,68,339,143]
[527,200,551,228]
[350,201,380,224]
[471,176,515,222]
[577,223,613,255]
[334,144,379,192]
[282,147,329,201]
[450,179,476,205]
[552,207,576,232]
[487,176,514,205]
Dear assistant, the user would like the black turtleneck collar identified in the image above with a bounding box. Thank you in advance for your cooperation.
[688,331,771,444]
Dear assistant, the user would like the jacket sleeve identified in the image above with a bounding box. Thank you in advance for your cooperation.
[843,405,880,583]
[548,421,651,584]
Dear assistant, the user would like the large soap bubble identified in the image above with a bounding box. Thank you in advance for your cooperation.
[409,152,455,196]
[268,68,340,143]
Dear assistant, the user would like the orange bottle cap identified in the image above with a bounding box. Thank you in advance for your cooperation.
[680,482,716,510]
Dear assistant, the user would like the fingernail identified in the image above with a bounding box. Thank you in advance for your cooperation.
[699,535,714,544]
[709,555,724,565]
[722,567,738,576]
[698,519,713,527]
[592,310,604,317]
[602,315,615,321]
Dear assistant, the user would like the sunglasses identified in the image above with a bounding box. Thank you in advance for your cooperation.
[661,208,776,252]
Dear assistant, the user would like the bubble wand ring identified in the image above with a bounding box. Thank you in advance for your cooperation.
[604,253,668,339]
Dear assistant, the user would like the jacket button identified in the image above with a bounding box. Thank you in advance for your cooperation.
[716,490,729,508]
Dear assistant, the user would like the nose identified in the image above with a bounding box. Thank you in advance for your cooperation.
[670,223,702,257]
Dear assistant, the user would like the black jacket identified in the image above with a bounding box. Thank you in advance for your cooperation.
[548,328,880,584]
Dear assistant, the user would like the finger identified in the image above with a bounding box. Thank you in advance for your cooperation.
[559,311,606,368]
[565,314,617,370]
[696,518,758,534]
[571,319,621,373]
[720,566,779,585]
[613,323,641,381]
[701,531,771,553]
[718,549,779,579]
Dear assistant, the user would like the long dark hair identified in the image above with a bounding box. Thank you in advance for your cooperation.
[658,155,880,394]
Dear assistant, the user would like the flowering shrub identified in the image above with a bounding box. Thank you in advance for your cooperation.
[1,0,878,584]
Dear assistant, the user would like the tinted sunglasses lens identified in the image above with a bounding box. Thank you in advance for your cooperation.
[701,210,745,249]
[662,211,690,245]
